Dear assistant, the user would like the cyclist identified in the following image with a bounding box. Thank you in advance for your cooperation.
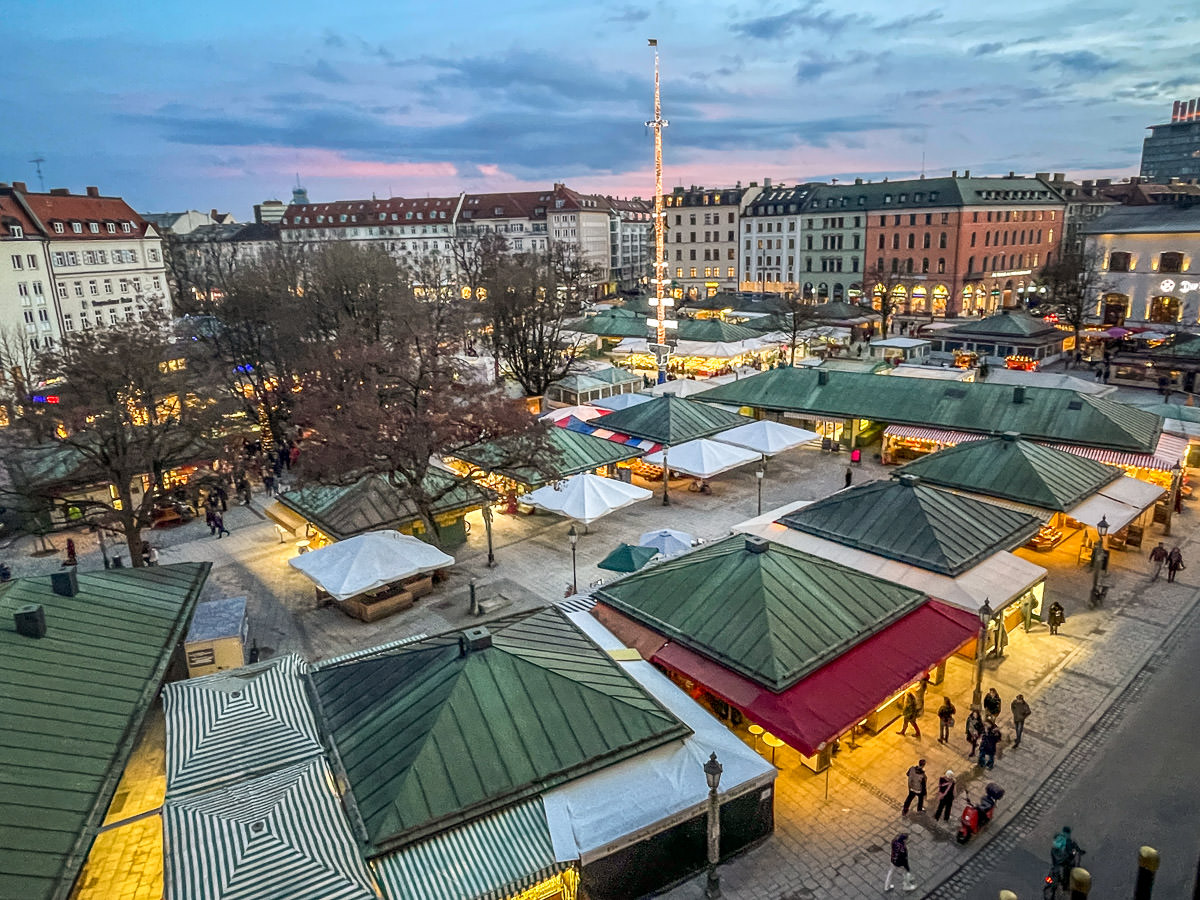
[1050,826,1082,889]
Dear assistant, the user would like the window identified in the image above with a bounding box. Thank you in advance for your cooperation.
[57,282,67,299]
[149,248,160,263]
[970,232,976,247]
[878,235,885,250]
[152,276,161,290]
[17,282,28,297]
[26,254,37,269]
[922,234,931,249]
[676,267,683,277]
[89,280,98,295]
[892,234,900,249]
[37,308,49,323]
[1108,251,1131,272]
[106,222,116,233]
[906,234,915,249]
[23,310,33,324]
[63,314,73,332]
[690,267,697,277]
[73,282,83,297]
[71,222,82,233]
[925,214,932,225]
[922,257,930,273]
[53,222,64,234]
[939,232,947,249]
[103,279,113,294]
[909,214,916,226]
[1159,252,1185,274]
[937,258,946,274]
[89,222,99,233]
[32,280,43,296]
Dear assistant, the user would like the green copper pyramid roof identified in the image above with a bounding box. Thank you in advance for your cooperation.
[597,394,751,445]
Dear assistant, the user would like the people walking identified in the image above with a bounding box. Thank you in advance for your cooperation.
[933,770,956,822]
[205,504,218,536]
[898,691,921,737]
[965,708,984,759]
[1048,601,1066,635]
[1011,694,1031,748]
[844,466,853,488]
[884,833,915,892]
[936,697,956,744]
[983,687,1002,719]
[902,759,927,814]
[978,719,1001,769]
[213,511,230,539]
[1167,546,1185,583]
[1150,542,1168,581]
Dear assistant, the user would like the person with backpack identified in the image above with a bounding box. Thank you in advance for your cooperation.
[902,759,927,814]
[884,833,916,892]
[1050,826,1083,890]
[936,697,956,744]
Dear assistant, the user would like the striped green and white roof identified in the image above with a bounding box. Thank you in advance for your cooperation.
[372,798,568,900]
[164,758,377,900]
[164,655,324,795]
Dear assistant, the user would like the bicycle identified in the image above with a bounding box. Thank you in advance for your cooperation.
[1043,848,1085,899]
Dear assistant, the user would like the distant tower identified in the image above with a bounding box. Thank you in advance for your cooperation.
[646,39,674,387]
[292,174,309,205]
[29,156,46,192]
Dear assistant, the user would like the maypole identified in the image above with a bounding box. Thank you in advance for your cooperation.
[646,39,673,385]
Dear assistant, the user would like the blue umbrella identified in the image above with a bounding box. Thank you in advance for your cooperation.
[639,528,695,557]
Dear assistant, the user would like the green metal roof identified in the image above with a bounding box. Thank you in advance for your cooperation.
[778,477,1042,576]
[939,310,1060,339]
[896,435,1121,511]
[0,562,211,900]
[597,543,659,573]
[809,300,878,321]
[1147,332,1200,361]
[694,367,1163,452]
[597,394,751,445]
[279,470,484,541]
[585,366,641,386]
[1130,401,1200,424]
[675,319,761,343]
[308,606,689,854]
[567,311,649,338]
[595,534,926,692]
[455,426,641,486]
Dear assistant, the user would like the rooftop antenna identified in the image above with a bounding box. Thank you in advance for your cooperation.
[29,156,46,191]
[646,38,674,393]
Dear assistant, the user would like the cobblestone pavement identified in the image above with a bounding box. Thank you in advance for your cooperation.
[6,439,1197,900]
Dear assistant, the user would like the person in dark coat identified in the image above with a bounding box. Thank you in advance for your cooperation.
[936,697,956,744]
[205,505,218,536]
[1167,546,1185,583]
[978,719,1001,769]
[845,466,853,488]
[213,511,230,539]
[884,833,915,892]
[1011,694,1031,748]
[965,709,984,759]
[1048,601,1066,635]
[933,769,956,822]
[902,758,927,814]
[898,691,921,737]
[983,687,1002,719]
[1150,542,1168,581]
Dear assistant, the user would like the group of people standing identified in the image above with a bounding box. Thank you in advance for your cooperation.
[1149,541,1186,583]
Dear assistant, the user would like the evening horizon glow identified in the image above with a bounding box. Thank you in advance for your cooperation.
[5,0,1199,218]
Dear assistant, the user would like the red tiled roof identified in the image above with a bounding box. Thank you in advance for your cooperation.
[19,191,150,241]
[0,192,39,235]
[281,195,460,230]
[459,190,553,221]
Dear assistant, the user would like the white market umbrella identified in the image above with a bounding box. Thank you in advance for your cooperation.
[650,379,716,398]
[288,530,454,602]
[643,438,761,479]
[639,528,695,557]
[591,392,654,411]
[716,420,821,456]
[540,405,609,424]
[523,473,652,525]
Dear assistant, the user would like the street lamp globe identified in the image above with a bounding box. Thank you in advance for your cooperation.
[704,752,723,791]
[567,524,578,546]
[979,598,993,629]
[1096,516,1109,539]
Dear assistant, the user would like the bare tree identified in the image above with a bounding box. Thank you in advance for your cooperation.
[1033,247,1109,362]
[545,240,604,309]
[767,295,826,365]
[863,262,909,335]
[0,316,221,565]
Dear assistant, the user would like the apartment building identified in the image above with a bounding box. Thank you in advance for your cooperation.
[607,197,653,292]
[664,183,760,298]
[738,183,817,295]
[0,181,170,351]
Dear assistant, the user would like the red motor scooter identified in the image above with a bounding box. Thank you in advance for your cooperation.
[956,782,1005,844]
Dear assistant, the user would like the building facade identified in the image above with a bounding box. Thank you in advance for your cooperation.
[1140,98,1200,184]
[1083,203,1200,326]
[606,197,653,292]
[1,181,170,352]
[796,184,869,302]
[664,183,760,298]
[738,183,816,296]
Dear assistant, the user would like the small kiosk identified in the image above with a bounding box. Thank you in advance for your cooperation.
[184,596,249,677]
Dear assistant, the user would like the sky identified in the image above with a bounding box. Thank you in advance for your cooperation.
[4,0,1198,219]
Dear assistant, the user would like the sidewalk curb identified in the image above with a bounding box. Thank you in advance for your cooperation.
[920,568,1200,897]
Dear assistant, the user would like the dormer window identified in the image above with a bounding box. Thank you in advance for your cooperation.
[495,207,504,215]
[122,222,132,232]
[9,225,22,238]
[71,222,82,233]
[53,222,64,233]
[106,222,116,233]
[89,222,99,233]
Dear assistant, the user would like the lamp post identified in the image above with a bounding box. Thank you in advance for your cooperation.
[567,524,578,595]
[756,463,765,516]
[1090,515,1109,607]
[971,598,993,711]
[703,752,723,899]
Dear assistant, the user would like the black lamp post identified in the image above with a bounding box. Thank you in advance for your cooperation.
[971,598,993,710]
[568,524,578,595]
[704,752,723,899]
[1091,515,1109,607]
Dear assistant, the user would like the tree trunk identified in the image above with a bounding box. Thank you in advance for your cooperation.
[116,484,144,568]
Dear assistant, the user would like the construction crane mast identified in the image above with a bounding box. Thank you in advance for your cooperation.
[646,39,674,384]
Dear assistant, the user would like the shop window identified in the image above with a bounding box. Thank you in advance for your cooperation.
[1148,295,1181,323]
[1159,252,1184,274]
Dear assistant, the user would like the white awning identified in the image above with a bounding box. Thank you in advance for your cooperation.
[264,500,308,535]
[1097,475,1165,509]
[1067,494,1142,533]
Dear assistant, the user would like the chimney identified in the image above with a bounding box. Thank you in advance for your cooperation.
[51,569,78,597]
[86,186,100,198]
[1035,172,1049,181]
[13,181,27,193]
[1013,386,1026,404]
[1053,172,1064,182]
[1173,100,1182,122]
[855,177,863,185]
[951,170,958,178]
[14,604,46,639]
[1008,171,1016,178]
[764,177,772,189]
[898,473,921,488]
[50,188,70,196]
[964,170,970,178]
[1001,431,1020,442]
[210,208,219,219]
[459,626,492,655]
[817,369,830,385]
[745,536,769,554]
[1190,99,1198,121]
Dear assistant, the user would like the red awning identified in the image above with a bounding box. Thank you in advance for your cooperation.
[651,600,979,756]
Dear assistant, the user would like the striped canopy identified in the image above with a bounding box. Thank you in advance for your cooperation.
[164,655,323,795]
[372,798,572,900]
[164,758,377,900]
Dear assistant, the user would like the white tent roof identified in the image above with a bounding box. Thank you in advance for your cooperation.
[716,420,820,455]
[288,530,454,601]
[1067,476,1164,532]
[522,473,652,525]
[639,528,695,557]
[540,405,609,423]
[643,439,761,478]
[649,379,717,397]
[732,503,1046,614]
[545,613,776,865]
